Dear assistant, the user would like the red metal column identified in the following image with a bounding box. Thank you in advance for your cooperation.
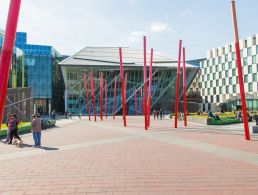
[105,80,108,119]
[143,36,148,130]
[99,72,103,121]
[83,73,91,121]
[183,47,187,127]
[90,72,97,121]
[134,88,138,115]
[174,40,182,128]
[231,0,250,140]
[113,76,117,119]
[0,0,21,129]
[119,47,127,127]
[147,48,153,127]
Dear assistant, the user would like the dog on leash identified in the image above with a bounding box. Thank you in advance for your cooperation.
[13,139,23,148]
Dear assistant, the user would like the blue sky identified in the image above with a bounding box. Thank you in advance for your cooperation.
[0,0,258,59]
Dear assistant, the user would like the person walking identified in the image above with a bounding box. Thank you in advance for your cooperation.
[5,114,17,144]
[5,113,11,144]
[156,109,160,120]
[31,114,42,148]
[11,114,22,142]
[160,108,163,120]
[153,109,156,120]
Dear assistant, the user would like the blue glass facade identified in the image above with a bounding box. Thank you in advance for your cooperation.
[15,32,53,99]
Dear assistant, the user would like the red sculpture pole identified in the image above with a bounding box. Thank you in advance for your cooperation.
[113,76,117,119]
[183,47,187,127]
[83,73,91,121]
[134,88,138,115]
[99,72,103,121]
[143,36,148,130]
[90,72,97,121]
[147,48,153,127]
[174,40,182,128]
[105,80,108,119]
[119,47,127,127]
[231,0,250,140]
[0,0,21,129]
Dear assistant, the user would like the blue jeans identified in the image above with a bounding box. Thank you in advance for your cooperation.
[33,132,41,147]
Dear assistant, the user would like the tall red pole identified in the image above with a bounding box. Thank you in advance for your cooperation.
[119,47,127,127]
[0,0,21,129]
[134,88,138,115]
[83,73,91,121]
[90,72,97,121]
[174,40,182,128]
[113,76,117,119]
[143,36,148,130]
[105,80,108,119]
[99,72,103,121]
[231,1,250,140]
[147,48,153,127]
[183,47,187,127]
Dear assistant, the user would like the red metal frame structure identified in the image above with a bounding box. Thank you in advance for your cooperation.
[134,88,138,115]
[119,47,127,127]
[90,72,97,121]
[183,47,187,127]
[113,76,117,119]
[147,48,153,127]
[174,40,182,128]
[231,0,250,140]
[0,0,21,129]
[143,36,148,130]
[83,73,91,121]
[105,80,108,119]
[99,72,103,121]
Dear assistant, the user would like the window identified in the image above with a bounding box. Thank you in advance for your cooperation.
[240,50,243,58]
[216,95,220,102]
[205,82,207,88]
[244,40,248,48]
[219,87,222,94]
[253,73,257,82]
[215,65,219,72]
[247,48,252,56]
[244,75,248,83]
[230,45,232,53]
[211,96,213,103]
[248,83,253,92]
[207,74,210,81]
[225,54,228,62]
[256,45,258,54]
[225,70,229,77]
[213,73,216,79]
[233,85,237,93]
[210,80,213,87]
[222,63,225,70]
[210,66,213,73]
[226,86,229,93]
[253,37,256,45]
[219,72,222,79]
[229,77,232,85]
[222,78,226,85]
[216,80,219,86]
[207,60,210,66]
[232,69,236,76]
[228,62,232,69]
[252,56,256,64]
[202,75,204,81]
[219,57,222,64]
[243,58,248,66]
[213,88,216,94]
[248,66,252,74]
[212,59,216,65]
[204,68,207,74]
[208,88,210,95]
[232,52,236,60]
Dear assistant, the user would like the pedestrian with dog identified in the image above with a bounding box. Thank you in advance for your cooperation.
[5,113,12,144]
[31,114,42,148]
[11,114,22,143]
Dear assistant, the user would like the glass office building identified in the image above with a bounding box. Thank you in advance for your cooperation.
[0,31,25,89]
[60,47,199,115]
[14,32,63,114]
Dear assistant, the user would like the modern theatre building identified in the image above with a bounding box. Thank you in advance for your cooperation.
[59,47,199,115]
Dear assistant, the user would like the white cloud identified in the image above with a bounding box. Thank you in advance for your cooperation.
[149,21,171,33]
[127,31,146,43]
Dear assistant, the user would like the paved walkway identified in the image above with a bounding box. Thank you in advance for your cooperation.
[0,116,258,195]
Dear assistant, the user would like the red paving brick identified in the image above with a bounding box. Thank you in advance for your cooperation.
[0,116,258,194]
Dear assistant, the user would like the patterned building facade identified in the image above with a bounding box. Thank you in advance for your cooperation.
[201,34,258,111]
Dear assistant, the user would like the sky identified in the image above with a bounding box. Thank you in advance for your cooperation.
[1,0,258,60]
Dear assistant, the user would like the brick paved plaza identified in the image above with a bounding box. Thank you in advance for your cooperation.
[0,116,258,195]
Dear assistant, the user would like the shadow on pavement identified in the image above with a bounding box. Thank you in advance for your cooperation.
[22,143,59,151]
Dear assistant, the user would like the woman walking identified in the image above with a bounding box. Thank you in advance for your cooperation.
[31,114,42,148]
